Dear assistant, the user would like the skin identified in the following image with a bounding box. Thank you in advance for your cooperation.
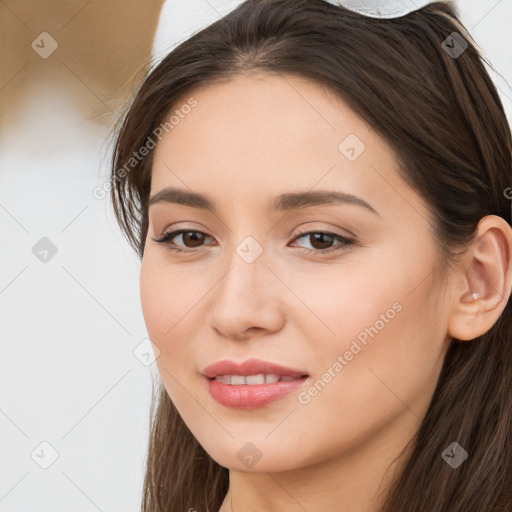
[139,72,512,512]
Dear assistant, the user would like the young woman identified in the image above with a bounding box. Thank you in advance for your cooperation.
[109,1,512,510]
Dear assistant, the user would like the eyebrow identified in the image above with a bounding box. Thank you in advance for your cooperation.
[148,186,379,216]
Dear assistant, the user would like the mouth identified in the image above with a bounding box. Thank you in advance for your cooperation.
[208,373,307,384]
[202,358,309,409]
[202,357,308,380]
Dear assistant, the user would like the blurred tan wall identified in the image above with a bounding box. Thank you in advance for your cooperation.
[1,0,164,130]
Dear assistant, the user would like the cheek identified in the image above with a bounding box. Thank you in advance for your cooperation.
[139,256,196,411]
[139,251,200,340]
[139,249,221,401]
[290,244,446,411]
[139,253,199,383]
[302,265,445,439]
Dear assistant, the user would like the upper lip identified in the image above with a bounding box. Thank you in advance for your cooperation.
[202,358,309,379]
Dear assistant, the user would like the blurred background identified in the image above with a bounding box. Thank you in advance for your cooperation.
[1,0,511,510]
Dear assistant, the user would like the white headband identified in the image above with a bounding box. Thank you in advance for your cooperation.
[324,0,448,19]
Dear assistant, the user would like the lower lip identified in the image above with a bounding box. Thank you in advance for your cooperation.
[206,376,308,409]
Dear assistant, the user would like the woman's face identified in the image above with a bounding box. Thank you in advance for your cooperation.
[140,72,453,473]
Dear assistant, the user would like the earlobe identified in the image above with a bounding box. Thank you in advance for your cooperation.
[447,215,512,342]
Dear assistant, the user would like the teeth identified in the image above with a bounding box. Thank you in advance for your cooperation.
[246,374,265,385]
[213,374,292,385]
[231,375,246,385]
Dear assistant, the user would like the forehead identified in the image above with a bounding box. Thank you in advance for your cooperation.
[152,72,377,174]
[149,72,425,222]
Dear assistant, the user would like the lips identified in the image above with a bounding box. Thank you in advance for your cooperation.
[202,357,308,380]
[202,358,309,409]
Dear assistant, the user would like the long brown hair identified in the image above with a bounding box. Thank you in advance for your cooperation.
[109,1,512,510]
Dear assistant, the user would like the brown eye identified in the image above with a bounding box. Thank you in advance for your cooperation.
[152,229,213,252]
[307,232,335,250]
[180,231,207,248]
[291,230,355,255]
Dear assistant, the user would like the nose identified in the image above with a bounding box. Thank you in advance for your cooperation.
[207,247,286,342]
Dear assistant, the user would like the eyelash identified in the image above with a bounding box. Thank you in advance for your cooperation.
[151,228,355,256]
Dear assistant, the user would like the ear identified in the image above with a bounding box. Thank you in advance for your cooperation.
[447,215,512,341]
